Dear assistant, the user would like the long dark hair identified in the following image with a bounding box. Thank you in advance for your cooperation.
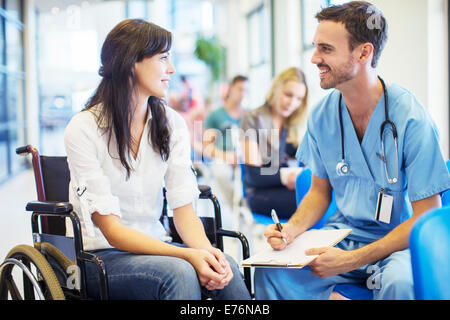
[85,19,172,178]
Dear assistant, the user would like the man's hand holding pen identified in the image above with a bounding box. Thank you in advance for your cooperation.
[264,223,297,251]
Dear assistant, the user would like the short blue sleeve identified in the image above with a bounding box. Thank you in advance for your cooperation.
[296,118,329,180]
[403,106,450,202]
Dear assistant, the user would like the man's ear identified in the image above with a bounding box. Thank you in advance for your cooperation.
[357,43,374,65]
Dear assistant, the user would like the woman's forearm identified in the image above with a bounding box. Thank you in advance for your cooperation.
[172,203,214,250]
[92,212,192,259]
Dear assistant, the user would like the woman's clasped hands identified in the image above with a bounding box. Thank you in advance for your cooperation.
[186,247,233,291]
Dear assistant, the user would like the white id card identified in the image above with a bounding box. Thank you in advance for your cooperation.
[375,189,393,224]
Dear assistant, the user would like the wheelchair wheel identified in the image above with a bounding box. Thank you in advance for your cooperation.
[0,244,65,300]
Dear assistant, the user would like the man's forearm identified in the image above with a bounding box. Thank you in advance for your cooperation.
[351,194,442,269]
[351,217,418,268]
[288,189,332,237]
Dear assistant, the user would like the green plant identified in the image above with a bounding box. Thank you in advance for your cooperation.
[194,35,226,83]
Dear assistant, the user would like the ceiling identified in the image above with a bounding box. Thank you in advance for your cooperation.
[33,0,221,13]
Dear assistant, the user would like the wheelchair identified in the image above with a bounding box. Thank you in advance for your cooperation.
[0,145,251,300]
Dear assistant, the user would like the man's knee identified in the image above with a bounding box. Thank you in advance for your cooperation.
[376,251,414,300]
[378,273,414,300]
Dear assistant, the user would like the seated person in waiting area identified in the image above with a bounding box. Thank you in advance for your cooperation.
[203,75,248,165]
[239,67,308,219]
[64,19,250,300]
[202,75,248,204]
[255,1,450,300]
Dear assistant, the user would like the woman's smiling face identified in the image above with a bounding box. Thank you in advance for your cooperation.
[135,52,175,99]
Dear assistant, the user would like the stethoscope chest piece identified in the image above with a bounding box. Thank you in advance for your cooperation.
[336,160,350,176]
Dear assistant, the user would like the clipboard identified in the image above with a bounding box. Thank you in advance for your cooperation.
[241,229,352,269]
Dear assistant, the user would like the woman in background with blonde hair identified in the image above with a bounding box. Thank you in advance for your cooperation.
[240,67,308,219]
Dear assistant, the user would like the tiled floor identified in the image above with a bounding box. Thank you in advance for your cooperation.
[0,169,35,260]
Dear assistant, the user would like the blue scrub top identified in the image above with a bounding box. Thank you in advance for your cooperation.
[297,84,450,243]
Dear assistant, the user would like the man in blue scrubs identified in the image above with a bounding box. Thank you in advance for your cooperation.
[255,1,450,300]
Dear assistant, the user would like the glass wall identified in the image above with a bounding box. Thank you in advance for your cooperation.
[0,0,27,184]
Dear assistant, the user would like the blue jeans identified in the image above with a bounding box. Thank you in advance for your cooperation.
[84,244,251,300]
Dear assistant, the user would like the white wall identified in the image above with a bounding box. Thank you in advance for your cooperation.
[372,0,449,158]
[427,0,449,158]
[272,0,302,74]
[373,0,428,107]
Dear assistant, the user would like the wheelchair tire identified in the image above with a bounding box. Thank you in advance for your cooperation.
[0,244,65,300]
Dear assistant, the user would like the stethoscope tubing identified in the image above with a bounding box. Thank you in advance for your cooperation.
[337,76,399,184]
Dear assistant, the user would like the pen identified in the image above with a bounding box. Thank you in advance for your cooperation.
[271,209,287,244]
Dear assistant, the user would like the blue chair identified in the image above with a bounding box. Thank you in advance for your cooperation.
[295,168,336,229]
[410,207,450,299]
[295,169,373,300]
[441,160,450,207]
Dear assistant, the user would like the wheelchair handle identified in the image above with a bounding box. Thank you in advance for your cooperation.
[16,145,33,155]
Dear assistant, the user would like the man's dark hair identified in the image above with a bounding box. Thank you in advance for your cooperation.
[316,1,388,68]
[230,75,248,86]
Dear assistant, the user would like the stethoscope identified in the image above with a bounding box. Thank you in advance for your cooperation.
[336,76,399,184]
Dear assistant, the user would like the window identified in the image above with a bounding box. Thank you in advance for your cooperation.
[301,0,327,51]
[0,0,27,184]
[301,0,349,50]
[246,2,272,109]
[247,4,270,68]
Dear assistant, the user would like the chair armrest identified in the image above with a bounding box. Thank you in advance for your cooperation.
[26,201,73,215]
[198,185,212,199]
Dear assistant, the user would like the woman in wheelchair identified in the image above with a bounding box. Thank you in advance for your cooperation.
[63,19,250,300]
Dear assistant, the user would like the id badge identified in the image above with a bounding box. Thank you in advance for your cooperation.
[375,188,393,224]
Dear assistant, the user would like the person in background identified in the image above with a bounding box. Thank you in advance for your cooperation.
[202,75,248,204]
[203,75,248,165]
[64,19,250,300]
[179,75,194,112]
[240,67,308,219]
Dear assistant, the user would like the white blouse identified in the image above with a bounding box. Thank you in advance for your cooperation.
[64,105,199,251]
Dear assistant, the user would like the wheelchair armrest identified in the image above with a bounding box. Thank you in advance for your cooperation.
[198,185,212,199]
[26,201,73,215]
[216,229,250,259]
[77,251,109,300]
[216,228,252,295]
